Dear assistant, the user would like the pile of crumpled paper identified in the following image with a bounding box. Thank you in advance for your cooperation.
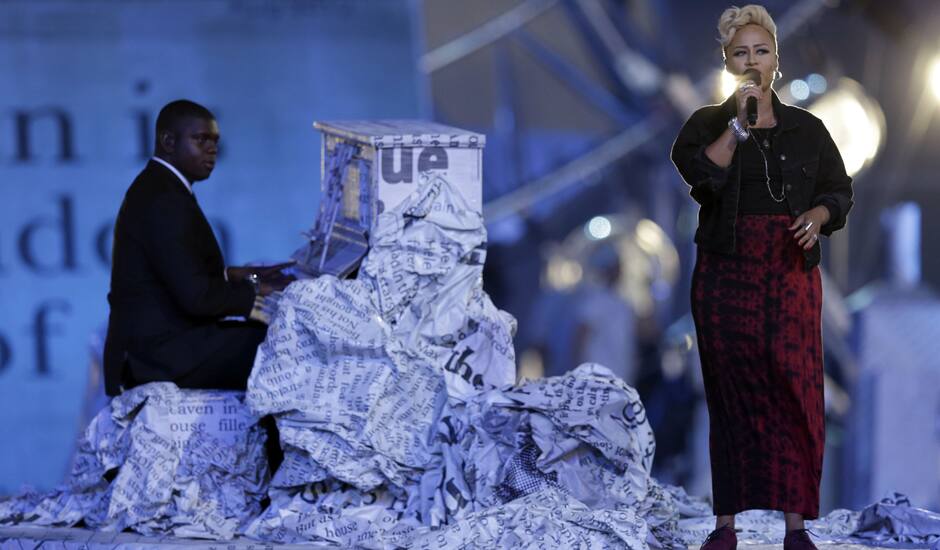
[238,176,699,548]
[0,383,268,539]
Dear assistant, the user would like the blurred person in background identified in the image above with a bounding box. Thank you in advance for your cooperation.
[670,5,853,550]
[527,242,636,385]
[569,242,637,384]
[526,287,577,379]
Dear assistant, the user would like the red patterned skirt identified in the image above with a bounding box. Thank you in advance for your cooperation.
[691,214,824,519]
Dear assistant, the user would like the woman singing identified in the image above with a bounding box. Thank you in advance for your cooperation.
[670,5,853,550]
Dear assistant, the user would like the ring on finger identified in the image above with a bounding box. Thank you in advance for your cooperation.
[739,81,756,91]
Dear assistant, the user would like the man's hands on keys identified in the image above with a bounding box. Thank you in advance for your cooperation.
[232,261,296,324]
[227,261,297,296]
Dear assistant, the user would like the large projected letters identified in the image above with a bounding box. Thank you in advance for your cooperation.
[0,0,420,494]
[13,108,76,163]
[17,195,78,273]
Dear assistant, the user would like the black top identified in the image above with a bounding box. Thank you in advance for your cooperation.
[738,126,790,215]
[670,91,854,269]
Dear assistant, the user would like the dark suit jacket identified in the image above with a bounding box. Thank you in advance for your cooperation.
[103,160,255,395]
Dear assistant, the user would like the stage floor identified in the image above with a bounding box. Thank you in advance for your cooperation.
[0,524,329,549]
[0,525,921,550]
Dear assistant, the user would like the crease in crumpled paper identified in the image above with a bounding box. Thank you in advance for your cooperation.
[0,383,269,540]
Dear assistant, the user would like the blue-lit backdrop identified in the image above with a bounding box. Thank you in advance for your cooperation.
[0,0,423,493]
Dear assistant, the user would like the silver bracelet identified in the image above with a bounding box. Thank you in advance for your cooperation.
[728,116,749,142]
[247,272,261,294]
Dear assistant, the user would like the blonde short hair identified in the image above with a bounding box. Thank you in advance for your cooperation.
[718,4,778,56]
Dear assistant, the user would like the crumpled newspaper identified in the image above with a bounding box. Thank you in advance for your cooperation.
[434,365,657,517]
[408,487,649,549]
[242,176,682,549]
[419,364,692,550]
[0,383,269,540]
[852,493,940,548]
[670,492,940,549]
[245,363,675,548]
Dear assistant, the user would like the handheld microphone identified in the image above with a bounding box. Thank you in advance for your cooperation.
[742,69,762,127]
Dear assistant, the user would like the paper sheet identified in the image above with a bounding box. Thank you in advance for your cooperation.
[0,383,269,540]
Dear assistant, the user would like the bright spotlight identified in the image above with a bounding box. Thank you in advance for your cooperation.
[807,73,827,94]
[929,57,940,102]
[718,70,738,100]
[790,79,810,101]
[635,219,665,253]
[546,258,583,290]
[586,216,612,240]
[808,78,885,178]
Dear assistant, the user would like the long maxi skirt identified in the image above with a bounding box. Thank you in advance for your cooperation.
[691,214,825,519]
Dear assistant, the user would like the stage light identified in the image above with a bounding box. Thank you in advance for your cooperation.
[634,219,665,254]
[807,73,827,94]
[790,79,810,101]
[586,216,612,240]
[929,57,940,102]
[718,70,737,99]
[545,258,583,290]
[808,78,885,178]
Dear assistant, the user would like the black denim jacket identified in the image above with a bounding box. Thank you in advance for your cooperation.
[670,92,853,270]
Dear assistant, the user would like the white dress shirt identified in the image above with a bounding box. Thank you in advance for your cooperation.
[151,156,193,195]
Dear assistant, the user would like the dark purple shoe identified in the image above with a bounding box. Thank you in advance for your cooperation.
[700,525,737,550]
[784,529,818,550]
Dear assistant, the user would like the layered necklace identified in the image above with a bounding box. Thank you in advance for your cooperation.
[750,126,786,203]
